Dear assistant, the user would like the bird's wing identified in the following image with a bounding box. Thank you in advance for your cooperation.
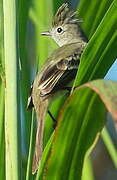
[38,52,80,96]
[27,42,86,108]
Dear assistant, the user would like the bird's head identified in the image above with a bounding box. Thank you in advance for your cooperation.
[41,3,86,47]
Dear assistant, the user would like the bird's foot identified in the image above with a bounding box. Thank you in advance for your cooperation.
[48,110,57,129]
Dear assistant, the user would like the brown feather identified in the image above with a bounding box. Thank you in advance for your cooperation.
[32,99,48,174]
[52,3,81,27]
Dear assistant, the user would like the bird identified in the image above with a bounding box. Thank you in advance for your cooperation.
[27,3,88,174]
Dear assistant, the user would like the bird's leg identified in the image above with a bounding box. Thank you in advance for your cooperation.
[63,87,72,92]
[47,86,77,128]
[48,110,57,129]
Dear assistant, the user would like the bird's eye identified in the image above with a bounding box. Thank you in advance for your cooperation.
[57,27,63,33]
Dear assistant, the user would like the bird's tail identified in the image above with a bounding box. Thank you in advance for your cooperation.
[32,99,48,174]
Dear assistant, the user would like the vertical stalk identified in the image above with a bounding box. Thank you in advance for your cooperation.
[101,127,117,168]
[18,0,32,172]
[0,82,5,178]
[0,0,5,178]
[26,110,35,180]
[3,0,20,179]
[82,157,94,180]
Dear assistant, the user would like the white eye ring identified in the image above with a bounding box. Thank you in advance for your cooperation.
[56,27,63,34]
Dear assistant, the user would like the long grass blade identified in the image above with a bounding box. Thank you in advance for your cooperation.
[3,0,21,178]
[101,127,117,168]
[0,0,5,178]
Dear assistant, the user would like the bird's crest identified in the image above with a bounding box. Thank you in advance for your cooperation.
[52,3,82,27]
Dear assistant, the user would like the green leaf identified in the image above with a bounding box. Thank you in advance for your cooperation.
[18,0,32,155]
[78,0,114,38]
[38,80,117,180]
[75,0,117,87]
[84,80,117,121]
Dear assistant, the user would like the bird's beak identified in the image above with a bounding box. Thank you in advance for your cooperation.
[41,31,51,36]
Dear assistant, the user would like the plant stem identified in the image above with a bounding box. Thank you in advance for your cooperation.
[101,127,117,169]
[3,0,21,179]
